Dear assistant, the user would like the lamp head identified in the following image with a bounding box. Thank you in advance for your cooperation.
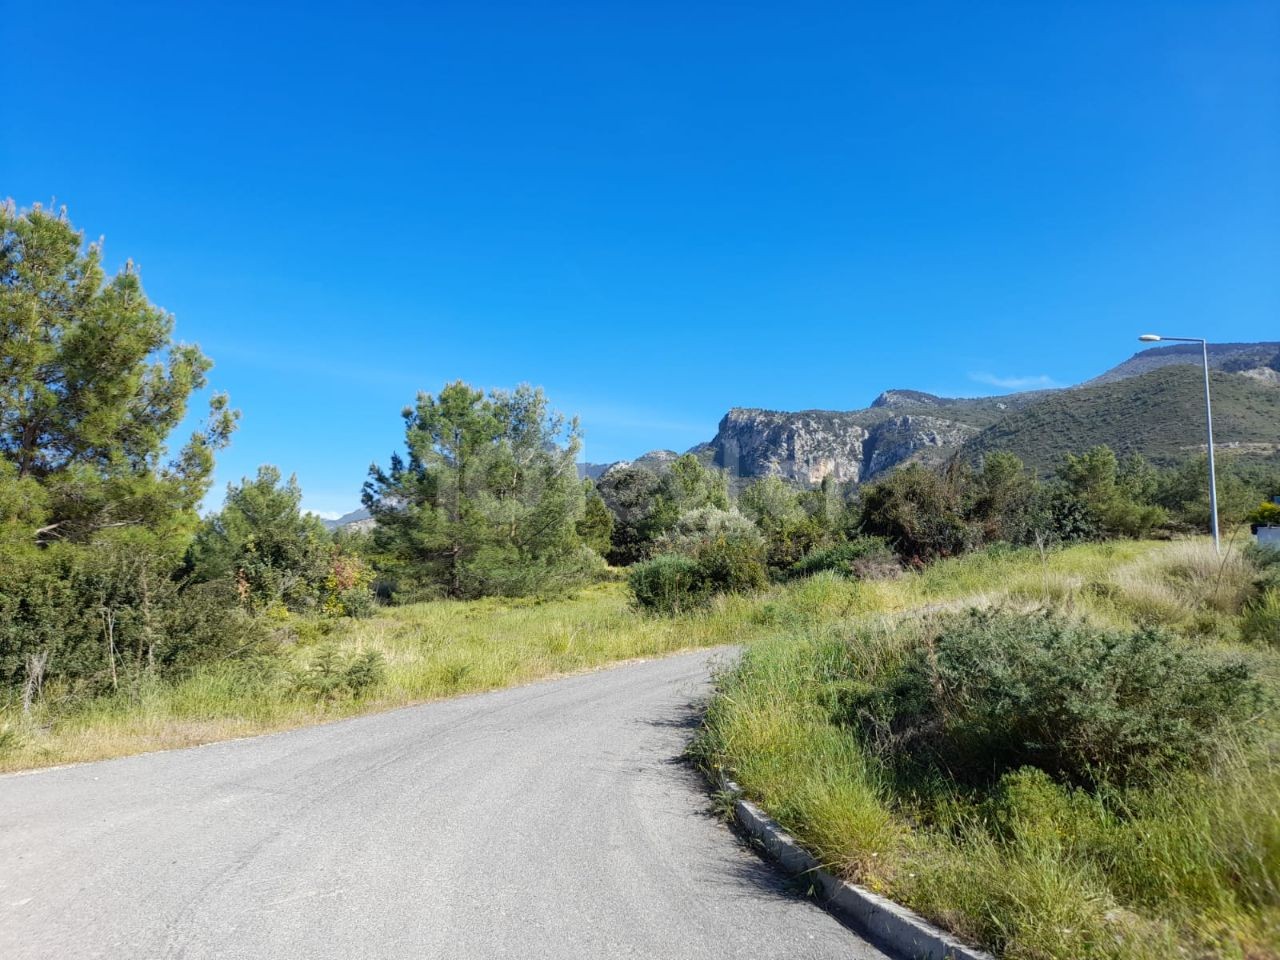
[1138,334,1162,342]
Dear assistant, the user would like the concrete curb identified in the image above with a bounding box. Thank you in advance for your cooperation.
[715,774,994,960]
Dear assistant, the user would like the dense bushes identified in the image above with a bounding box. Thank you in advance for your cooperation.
[859,463,978,561]
[0,532,269,693]
[629,512,769,613]
[855,448,1176,562]
[627,554,704,614]
[188,466,336,612]
[616,444,1280,612]
[653,506,762,556]
[739,475,843,569]
[843,610,1266,788]
[788,537,899,580]
[597,453,731,565]
[689,531,770,596]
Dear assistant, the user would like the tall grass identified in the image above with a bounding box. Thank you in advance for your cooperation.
[0,583,766,772]
[4,541,1180,773]
[696,539,1280,960]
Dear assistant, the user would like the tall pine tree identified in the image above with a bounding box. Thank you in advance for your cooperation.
[0,202,236,544]
[363,382,592,598]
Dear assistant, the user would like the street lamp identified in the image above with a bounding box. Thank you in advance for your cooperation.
[1137,333,1220,553]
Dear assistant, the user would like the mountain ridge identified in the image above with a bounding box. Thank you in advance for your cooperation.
[648,341,1279,490]
[327,342,1280,527]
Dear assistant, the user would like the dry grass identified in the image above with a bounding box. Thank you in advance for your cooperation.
[696,537,1280,960]
[2,537,1259,776]
[0,582,769,772]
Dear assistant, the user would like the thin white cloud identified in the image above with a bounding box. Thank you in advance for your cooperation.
[303,509,343,521]
[968,372,1063,391]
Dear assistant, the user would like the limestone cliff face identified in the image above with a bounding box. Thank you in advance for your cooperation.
[706,408,978,486]
[861,415,978,477]
[709,409,870,485]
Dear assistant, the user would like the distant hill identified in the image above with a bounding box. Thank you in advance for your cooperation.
[692,342,1279,487]
[967,365,1280,473]
[322,507,372,531]
[1087,341,1279,385]
[326,342,1280,522]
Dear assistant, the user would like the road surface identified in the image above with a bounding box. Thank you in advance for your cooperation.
[0,648,889,959]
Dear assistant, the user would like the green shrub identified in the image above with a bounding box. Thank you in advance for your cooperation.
[654,506,763,555]
[690,534,769,595]
[0,534,271,692]
[342,650,386,695]
[790,537,900,581]
[291,645,386,700]
[159,580,273,671]
[843,610,1267,787]
[630,505,770,613]
[1247,542,1280,588]
[335,586,378,619]
[628,554,705,613]
[859,464,976,561]
[628,535,769,614]
[1241,587,1280,646]
[1246,500,1280,527]
[187,466,334,612]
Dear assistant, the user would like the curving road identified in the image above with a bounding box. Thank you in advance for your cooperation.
[0,649,888,960]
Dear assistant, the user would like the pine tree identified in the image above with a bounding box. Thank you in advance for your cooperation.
[187,466,333,610]
[363,382,589,598]
[0,202,236,544]
[576,479,614,557]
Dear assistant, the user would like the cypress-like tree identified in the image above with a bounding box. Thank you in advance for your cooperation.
[576,479,615,557]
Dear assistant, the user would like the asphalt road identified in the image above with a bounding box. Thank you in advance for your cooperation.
[0,648,889,960]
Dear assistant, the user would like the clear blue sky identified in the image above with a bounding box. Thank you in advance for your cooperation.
[5,1,1278,516]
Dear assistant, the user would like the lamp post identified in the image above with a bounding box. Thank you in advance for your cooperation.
[1138,334,1220,553]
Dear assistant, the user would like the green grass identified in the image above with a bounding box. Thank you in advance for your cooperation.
[0,580,781,772]
[696,539,1280,960]
[0,539,1168,774]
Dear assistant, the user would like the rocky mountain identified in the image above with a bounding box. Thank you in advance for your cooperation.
[704,407,969,485]
[1086,341,1279,385]
[967,363,1280,473]
[322,507,373,532]
[327,342,1279,527]
[665,341,1278,489]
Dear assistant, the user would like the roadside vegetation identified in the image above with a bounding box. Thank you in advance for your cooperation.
[696,540,1280,960]
[0,581,756,771]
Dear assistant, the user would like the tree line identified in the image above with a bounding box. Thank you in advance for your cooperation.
[3,202,1278,708]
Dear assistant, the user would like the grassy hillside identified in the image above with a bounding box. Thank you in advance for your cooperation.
[1088,341,1280,385]
[697,540,1280,960]
[968,365,1280,473]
